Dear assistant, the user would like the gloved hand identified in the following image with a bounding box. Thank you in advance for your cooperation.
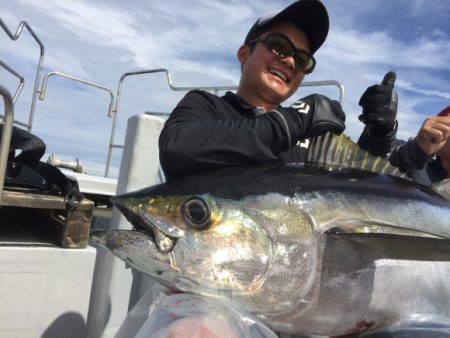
[290,94,346,138]
[359,71,398,135]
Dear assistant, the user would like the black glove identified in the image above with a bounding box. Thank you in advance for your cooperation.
[290,94,346,138]
[359,71,398,135]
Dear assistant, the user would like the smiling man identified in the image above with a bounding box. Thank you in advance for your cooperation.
[159,0,348,179]
[237,22,314,111]
[159,0,398,180]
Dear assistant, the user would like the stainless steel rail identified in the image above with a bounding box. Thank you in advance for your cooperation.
[0,18,44,131]
[0,85,14,204]
[39,71,115,117]
[0,59,25,103]
[104,68,345,177]
[104,68,238,177]
[142,79,346,113]
[300,80,345,104]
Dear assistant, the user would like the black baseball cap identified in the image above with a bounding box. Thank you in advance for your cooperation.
[244,0,329,55]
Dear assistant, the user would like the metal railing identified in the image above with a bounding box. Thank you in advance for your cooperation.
[0,15,346,179]
[39,71,115,117]
[104,68,345,177]
[300,80,344,104]
[104,68,238,177]
[0,85,14,204]
[0,59,25,104]
[0,18,44,131]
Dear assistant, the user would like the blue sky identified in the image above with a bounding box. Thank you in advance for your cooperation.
[0,0,449,177]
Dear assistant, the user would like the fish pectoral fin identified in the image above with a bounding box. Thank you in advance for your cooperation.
[326,219,443,239]
[432,178,450,200]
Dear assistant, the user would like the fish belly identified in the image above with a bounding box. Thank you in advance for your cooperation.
[266,234,450,336]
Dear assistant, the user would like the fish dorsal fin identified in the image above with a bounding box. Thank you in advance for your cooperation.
[305,133,409,179]
[432,178,450,200]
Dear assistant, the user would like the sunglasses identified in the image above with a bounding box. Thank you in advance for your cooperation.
[249,33,316,74]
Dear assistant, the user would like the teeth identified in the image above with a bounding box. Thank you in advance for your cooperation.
[269,69,287,82]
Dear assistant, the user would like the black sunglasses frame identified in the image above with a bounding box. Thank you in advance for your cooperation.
[248,32,316,74]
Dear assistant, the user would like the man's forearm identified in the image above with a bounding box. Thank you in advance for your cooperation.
[159,113,298,178]
[388,138,435,172]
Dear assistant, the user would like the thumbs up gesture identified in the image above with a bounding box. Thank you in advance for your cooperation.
[358,71,398,135]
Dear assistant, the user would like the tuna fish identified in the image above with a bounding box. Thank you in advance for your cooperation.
[91,133,450,336]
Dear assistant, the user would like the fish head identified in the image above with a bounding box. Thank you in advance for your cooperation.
[96,188,274,297]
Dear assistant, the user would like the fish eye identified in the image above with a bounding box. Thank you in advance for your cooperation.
[182,197,211,230]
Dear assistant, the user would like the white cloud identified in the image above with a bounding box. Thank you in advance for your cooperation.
[396,79,450,100]
[17,0,138,42]
[13,0,248,85]
[323,28,450,70]
[406,0,449,16]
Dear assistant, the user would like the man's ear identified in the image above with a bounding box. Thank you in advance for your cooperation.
[237,45,249,65]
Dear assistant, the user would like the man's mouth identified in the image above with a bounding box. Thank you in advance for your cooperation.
[268,68,290,83]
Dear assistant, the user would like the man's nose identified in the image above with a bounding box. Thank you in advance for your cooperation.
[280,55,296,70]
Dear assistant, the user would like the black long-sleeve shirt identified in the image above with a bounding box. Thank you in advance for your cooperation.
[159,90,390,178]
[388,138,447,185]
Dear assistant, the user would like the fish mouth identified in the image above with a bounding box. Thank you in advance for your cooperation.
[90,229,174,279]
[111,196,155,236]
[111,195,177,253]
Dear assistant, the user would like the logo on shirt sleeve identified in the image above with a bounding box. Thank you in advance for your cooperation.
[291,100,310,114]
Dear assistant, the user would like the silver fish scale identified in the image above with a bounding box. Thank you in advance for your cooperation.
[300,189,450,238]
[233,195,320,316]
[280,238,450,335]
[250,189,450,334]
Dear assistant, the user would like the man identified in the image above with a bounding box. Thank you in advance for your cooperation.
[159,0,398,179]
[159,0,347,179]
[389,106,450,185]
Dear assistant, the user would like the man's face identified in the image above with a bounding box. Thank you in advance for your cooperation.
[238,22,310,106]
